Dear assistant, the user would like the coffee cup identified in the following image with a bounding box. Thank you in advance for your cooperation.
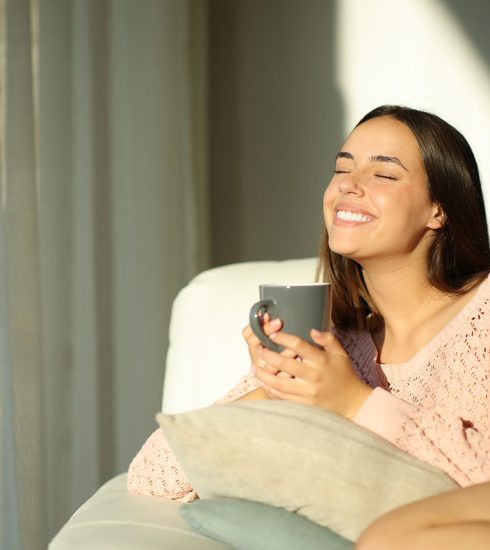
[249,283,331,352]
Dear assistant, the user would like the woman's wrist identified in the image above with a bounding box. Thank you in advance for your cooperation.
[344,384,373,420]
[235,386,270,402]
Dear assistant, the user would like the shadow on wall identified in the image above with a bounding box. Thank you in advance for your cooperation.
[209,0,345,267]
[442,0,490,218]
[442,0,490,65]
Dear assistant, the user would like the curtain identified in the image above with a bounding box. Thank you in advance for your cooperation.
[0,0,46,547]
[0,0,209,548]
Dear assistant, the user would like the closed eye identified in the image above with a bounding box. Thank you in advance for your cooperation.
[333,169,350,175]
[375,174,397,181]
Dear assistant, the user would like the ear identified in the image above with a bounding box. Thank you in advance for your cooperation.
[427,203,446,230]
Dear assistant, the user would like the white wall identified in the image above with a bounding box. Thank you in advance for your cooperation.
[336,0,490,217]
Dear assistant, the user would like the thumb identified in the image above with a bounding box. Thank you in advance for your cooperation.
[310,329,347,356]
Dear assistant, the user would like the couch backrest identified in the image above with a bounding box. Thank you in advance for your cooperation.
[162,258,317,413]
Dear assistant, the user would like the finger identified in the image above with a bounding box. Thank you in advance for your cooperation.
[280,347,297,358]
[259,347,304,379]
[242,325,273,371]
[242,324,254,341]
[263,385,310,404]
[253,364,304,397]
[256,356,280,375]
[242,319,282,344]
[269,331,323,362]
[242,324,267,348]
[310,330,348,356]
[263,317,282,336]
[260,382,298,401]
[276,370,294,379]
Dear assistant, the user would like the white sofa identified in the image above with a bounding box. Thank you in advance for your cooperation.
[48,258,317,550]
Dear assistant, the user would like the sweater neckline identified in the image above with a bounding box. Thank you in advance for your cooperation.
[368,273,490,369]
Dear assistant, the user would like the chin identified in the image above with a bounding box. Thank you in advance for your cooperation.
[327,237,360,258]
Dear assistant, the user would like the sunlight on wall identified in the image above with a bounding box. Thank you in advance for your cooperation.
[336,0,490,217]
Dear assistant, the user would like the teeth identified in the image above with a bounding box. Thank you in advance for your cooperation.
[336,210,371,222]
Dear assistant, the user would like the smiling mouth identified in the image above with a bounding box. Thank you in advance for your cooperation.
[336,210,373,223]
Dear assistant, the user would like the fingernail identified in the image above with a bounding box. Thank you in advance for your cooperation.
[270,318,281,328]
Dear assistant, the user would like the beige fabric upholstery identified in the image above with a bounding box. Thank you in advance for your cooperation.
[48,474,226,550]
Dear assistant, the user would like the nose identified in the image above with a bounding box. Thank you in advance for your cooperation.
[338,173,363,196]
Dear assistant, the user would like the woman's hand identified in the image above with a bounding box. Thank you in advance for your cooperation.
[252,329,373,419]
[242,314,283,375]
[242,315,297,379]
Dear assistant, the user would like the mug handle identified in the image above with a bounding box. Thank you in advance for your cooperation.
[249,299,282,352]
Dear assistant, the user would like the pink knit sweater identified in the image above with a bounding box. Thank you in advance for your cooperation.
[127,275,490,500]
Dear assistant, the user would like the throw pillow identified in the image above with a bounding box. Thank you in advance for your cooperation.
[158,400,457,541]
[180,497,353,550]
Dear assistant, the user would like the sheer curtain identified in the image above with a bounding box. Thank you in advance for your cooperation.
[0,0,209,548]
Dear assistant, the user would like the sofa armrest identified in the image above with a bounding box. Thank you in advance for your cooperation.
[48,474,227,550]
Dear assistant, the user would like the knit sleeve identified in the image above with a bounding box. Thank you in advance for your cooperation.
[127,372,260,499]
[354,387,490,487]
[126,427,199,501]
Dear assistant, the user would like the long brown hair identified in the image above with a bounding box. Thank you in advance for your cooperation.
[318,105,490,330]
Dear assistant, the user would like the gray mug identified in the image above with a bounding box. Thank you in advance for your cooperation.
[249,283,331,352]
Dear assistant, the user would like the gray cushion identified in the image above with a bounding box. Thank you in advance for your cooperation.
[181,497,353,550]
[158,400,458,541]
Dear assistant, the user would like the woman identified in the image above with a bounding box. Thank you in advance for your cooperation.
[127,106,490,502]
[356,481,490,549]
[245,105,490,487]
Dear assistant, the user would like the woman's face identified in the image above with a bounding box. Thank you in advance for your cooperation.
[323,116,443,268]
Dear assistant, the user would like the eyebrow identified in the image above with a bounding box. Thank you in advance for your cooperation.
[336,151,354,160]
[370,154,408,171]
[335,151,408,171]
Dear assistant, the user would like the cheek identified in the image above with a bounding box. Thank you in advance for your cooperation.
[323,183,336,220]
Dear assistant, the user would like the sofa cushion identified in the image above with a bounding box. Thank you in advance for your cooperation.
[48,474,227,550]
[181,497,353,550]
[158,400,458,541]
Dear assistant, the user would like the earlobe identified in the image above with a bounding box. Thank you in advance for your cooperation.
[428,204,446,230]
